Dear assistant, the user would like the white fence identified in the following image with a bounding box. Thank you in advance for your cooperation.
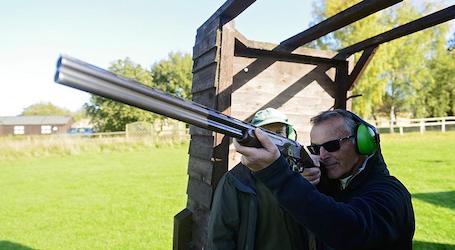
[373,116,455,134]
[85,120,189,141]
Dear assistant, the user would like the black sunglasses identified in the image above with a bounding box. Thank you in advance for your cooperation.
[307,135,354,155]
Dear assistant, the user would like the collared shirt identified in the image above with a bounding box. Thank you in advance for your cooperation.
[340,154,373,190]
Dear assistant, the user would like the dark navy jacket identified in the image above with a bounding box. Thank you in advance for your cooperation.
[253,152,415,250]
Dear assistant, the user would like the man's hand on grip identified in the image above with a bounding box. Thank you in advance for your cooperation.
[234,128,280,172]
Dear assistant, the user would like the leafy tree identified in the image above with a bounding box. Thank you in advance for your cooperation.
[21,102,71,116]
[151,52,193,99]
[448,32,455,51]
[425,47,455,116]
[84,53,193,132]
[71,108,89,122]
[84,58,157,132]
[377,3,447,118]
[311,1,450,119]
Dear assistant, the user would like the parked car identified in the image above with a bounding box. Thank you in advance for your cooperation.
[67,127,94,136]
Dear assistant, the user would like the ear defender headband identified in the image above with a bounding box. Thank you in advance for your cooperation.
[344,110,380,155]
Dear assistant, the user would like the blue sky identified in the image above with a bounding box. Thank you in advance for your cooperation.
[1,0,453,116]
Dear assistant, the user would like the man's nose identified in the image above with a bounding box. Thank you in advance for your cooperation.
[319,146,330,159]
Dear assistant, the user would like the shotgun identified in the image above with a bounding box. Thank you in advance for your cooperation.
[54,55,315,171]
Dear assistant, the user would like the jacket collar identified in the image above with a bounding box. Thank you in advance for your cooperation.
[342,150,389,191]
[229,163,257,194]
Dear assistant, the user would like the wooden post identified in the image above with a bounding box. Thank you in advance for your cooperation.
[390,119,394,134]
[173,209,193,250]
[334,62,349,109]
[442,118,446,132]
[420,120,425,134]
[176,16,237,249]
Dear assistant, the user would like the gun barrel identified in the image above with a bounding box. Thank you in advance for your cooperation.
[55,55,250,138]
[54,55,307,162]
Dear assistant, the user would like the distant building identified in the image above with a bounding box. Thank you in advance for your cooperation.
[0,116,74,136]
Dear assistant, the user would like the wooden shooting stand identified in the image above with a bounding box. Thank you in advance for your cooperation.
[173,1,455,249]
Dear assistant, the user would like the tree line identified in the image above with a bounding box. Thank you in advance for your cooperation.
[84,52,192,132]
[21,52,192,132]
[311,0,454,120]
[23,1,454,131]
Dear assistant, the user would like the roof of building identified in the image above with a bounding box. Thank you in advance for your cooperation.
[0,116,73,125]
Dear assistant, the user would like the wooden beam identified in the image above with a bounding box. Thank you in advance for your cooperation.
[347,46,378,89]
[339,5,455,56]
[234,39,345,66]
[197,0,256,34]
[280,0,402,50]
[334,62,350,109]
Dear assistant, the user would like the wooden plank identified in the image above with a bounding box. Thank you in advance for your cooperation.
[187,177,213,209]
[173,208,192,250]
[196,16,220,42]
[188,135,215,160]
[235,43,344,66]
[230,35,341,102]
[189,124,213,136]
[193,28,220,59]
[196,0,256,35]
[216,21,235,113]
[347,46,378,89]
[334,63,349,109]
[236,36,338,58]
[211,135,231,185]
[193,47,219,73]
[192,88,217,109]
[188,156,214,185]
[187,198,210,249]
[280,0,402,50]
[208,20,236,189]
[191,64,218,93]
[339,5,455,56]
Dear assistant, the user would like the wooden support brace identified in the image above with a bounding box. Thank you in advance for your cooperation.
[347,46,378,89]
[280,0,402,50]
[339,5,455,56]
[235,40,344,66]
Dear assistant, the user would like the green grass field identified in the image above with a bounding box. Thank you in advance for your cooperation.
[0,132,454,249]
[0,138,189,250]
[381,132,455,249]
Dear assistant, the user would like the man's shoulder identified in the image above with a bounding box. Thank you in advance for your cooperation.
[359,174,412,204]
[222,163,256,194]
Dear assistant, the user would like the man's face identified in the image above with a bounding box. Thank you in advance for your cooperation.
[261,123,287,137]
[310,117,361,179]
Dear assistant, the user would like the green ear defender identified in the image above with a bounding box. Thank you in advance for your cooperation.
[287,125,297,141]
[356,123,379,155]
[337,109,379,155]
[327,109,380,155]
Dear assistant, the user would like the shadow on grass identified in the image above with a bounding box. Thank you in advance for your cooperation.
[413,190,455,211]
[413,240,455,250]
[0,241,36,250]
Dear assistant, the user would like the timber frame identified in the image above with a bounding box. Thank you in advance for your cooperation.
[173,1,455,249]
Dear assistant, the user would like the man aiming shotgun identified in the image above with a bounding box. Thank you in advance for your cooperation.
[55,55,414,249]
